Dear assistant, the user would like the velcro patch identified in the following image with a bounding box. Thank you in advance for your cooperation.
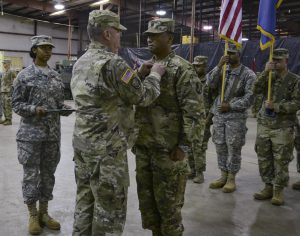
[121,69,134,84]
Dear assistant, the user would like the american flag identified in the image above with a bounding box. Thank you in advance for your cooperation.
[218,0,243,46]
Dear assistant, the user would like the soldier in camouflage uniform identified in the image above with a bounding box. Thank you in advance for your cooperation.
[0,59,16,125]
[0,71,2,119]
[251,72,263,118]
[12,35,73,235]
[134,19,205,236]
[293,126,300,189]
[191,56,218,184]
[292,111,300,190]
[71,10,164,236]
[207,43,256,193]
[253,48,300,205]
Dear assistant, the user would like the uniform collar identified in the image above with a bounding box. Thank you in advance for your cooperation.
[89,40,106,50]
[229,64,242,75]
[152,51,175,64]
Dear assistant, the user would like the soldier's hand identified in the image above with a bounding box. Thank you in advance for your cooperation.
[35,106,47,118]
[265,100,274,110]
[218,55,229,68]
[218,102,230,113]
[265,62,276,73]
[151,63,166,77]
[169,146,186,162]
[138,61,153,78]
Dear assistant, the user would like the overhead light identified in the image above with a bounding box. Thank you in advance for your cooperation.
[90,0,110,7]
[54,3,65,10]
[50,10,66,16]
[156,10,166,16]
[203,25,212,30]
[242,37,249,41]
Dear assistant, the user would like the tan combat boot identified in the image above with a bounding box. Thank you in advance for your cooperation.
[193,171,204,184]
[292,180,300,190]
[27,203,42,235]
[39,201,61,230]
[209,171,228,189]
[2,119,12,125]
[271,187,284,206]
[253,184,273,200]
[222,173,236,193]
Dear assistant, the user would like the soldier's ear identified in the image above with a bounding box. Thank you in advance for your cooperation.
[102,28,111,41]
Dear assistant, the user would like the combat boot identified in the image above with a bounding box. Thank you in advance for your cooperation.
[2,119,12,125]
[39,201,61,230]
[193,171,204,184]
[253,184,273,200]
[187,170,196,179]
[292,180,300,190]
[27,203,42,235]
[209,171,228,189]
[271,187,284,206]
[222,173,236,193]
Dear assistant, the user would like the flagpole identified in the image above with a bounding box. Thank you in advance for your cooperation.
[267,44,273,101]
[221,40,228,102]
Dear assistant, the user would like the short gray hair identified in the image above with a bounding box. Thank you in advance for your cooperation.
[87,23,104,41]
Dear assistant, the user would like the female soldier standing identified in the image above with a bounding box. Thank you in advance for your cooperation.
[12,35,72,235]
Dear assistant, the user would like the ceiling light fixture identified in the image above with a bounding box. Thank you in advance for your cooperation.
[203,25,212,30]
[242,37,249,41]
[50,10,66,16]
[90,0,110,7]
[156,10,166,16]
[54,0,65,10]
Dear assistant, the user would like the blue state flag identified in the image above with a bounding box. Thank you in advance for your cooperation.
[257,0,283,50]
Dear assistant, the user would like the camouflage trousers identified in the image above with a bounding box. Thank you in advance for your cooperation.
[0,93,2,117]
[212,117,247,174]
[295,118,300,172]
[1,92,12,121]
[73,148,129,236]
[189,117,212,173]
[17,141,60,204]
[255,124,294,188]
[135,145,188,236]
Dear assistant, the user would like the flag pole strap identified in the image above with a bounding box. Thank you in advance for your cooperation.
[221,40,228,102]
[267,44,274,101]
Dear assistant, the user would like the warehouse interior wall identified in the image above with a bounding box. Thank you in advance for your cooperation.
[0,14,89,70]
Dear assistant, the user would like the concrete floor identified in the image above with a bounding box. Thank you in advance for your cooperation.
[1,102,300,236]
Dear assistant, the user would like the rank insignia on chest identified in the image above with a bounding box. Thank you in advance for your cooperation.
[121,69,134,84]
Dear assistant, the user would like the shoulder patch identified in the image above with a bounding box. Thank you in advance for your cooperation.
[121,69,134,84]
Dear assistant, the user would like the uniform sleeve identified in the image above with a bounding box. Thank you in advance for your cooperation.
[103,57,161,107]
[253,71,268,95]
[206,66,222,89]
[176,65,206,153]
[202,83,211,114]
[229,70,256,111]
[273,77,300,114]
[12,74,36,117]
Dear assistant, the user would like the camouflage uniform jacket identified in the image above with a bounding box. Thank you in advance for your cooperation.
[254,71,300,129]
[71,41,161,154]
[207,64,256,119]
[135,51,205,153]
[1,69,16,93]
[199,74,218,115]
[12,64,65,141]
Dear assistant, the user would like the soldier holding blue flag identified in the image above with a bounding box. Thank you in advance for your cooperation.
[253,48,300,205]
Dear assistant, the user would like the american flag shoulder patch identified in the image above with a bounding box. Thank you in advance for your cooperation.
[121,69,134,84]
